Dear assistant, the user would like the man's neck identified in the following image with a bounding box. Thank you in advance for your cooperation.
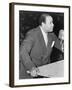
[40,26,47,34]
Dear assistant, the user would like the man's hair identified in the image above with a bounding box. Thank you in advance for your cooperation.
[39,14,51,25]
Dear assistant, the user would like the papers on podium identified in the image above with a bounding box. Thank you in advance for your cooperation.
[38,60,64,77]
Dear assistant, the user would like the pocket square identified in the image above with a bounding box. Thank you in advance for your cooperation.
[51,41,55,48]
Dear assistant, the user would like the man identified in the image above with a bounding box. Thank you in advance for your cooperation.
[19,14,63,79]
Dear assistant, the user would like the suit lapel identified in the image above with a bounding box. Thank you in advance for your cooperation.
[37,27,47,54]
[46,33,53,55]
[37,27,53,56]
[47,33,53,48]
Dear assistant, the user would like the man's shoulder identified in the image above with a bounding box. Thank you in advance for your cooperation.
[27,26,40,36]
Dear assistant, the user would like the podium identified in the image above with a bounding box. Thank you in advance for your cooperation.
[38,60,64,77]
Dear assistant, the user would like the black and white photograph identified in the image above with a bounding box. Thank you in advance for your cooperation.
[19,10,64,79]
[9,3,70,87]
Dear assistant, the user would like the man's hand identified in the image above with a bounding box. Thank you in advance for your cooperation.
[30,67,40,77]
[27,67,40,77]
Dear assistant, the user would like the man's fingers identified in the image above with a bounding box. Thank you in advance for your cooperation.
[26,67,40,77]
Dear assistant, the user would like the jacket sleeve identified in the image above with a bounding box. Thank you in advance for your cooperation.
[20,32,36,71]
[54,34,62,51]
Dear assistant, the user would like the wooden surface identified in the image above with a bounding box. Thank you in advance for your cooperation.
[38,60,64,77]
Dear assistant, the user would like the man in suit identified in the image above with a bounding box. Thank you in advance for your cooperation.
[19,14,63,79]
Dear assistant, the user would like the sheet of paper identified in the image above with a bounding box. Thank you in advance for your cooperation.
[37,60,64,77]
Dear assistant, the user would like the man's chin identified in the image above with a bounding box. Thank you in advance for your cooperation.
[46,29,53,33]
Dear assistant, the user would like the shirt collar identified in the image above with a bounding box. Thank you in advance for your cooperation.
[39,26,48,36]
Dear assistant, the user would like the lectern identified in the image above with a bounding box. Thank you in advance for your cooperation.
[38,60,64,77]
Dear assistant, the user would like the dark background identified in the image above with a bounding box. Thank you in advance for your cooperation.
[19,11,64,62]
[19,11,64,45]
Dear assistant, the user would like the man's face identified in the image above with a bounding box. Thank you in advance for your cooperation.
[43,16,54,33]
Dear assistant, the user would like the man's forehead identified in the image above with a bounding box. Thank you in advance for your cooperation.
[46,16,53,21]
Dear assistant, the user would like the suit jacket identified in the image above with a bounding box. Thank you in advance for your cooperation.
[19,26,61,79]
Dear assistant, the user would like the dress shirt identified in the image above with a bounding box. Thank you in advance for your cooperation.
[40,26,48,47]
